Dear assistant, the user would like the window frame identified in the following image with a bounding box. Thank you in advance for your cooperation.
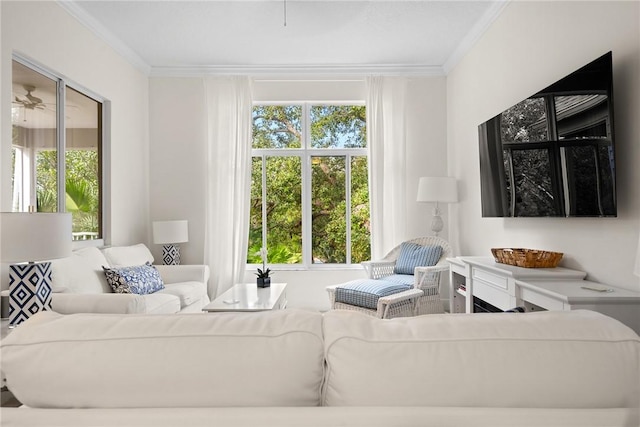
[11,54,111,248]
[250,102,368,270]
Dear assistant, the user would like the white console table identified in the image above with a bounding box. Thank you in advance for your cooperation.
[448,256,640,334]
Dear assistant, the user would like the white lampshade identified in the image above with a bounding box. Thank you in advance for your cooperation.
[0,212,72,263]
[153,220,189,244]
[417,177,458,203]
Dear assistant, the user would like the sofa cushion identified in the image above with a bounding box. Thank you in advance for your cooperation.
[138,293,182,314]
[2,309,325,408]
[335,279,411,309]
[101,244,154,268]
[379,274,414,286]
[394,243,442,275]
[50,246,111,294]
[103,263,165,295]
[158,281,207,308]
[322,310,640,408]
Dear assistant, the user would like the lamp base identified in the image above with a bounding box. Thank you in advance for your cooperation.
[430,204,444,237]
[9,262,53,327]
[161,245,181,265]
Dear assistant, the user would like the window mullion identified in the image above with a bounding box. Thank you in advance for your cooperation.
[56,80,66,214]
[345,154,352,265]
[301,103,312,267]
[261,154,267,253]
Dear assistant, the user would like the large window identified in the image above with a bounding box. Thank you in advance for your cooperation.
[11,57,106,241]
[248,104,370,267]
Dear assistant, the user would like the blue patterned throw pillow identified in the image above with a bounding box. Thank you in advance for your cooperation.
[103,262,165,294]
[394,243,443,275]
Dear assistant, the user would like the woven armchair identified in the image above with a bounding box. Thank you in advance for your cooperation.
[327,236,451,318]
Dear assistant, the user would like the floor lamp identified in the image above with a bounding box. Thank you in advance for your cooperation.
[0,212,72,327]
[416,177,458,237]
[153,220,189,265]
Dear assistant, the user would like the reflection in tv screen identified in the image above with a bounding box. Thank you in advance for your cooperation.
[478,52,616,217]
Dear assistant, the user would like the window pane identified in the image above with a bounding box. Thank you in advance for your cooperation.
[555,95,609,140]
[66,86,101,240]
[350,156,370,263]
[247,157,264,263]
[500,97,547,143]
[312,156,346,264]
[310,105,366,148]
[252,105,302,148]
[266,156,302,264]
[11,60,58,212]
[505,149,555,216]
[564,145,615,216]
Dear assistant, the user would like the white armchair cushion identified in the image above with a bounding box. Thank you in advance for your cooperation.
[101,244,154,267]
[50,246,111,294]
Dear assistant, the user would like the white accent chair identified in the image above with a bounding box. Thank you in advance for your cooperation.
[327,236,451,318]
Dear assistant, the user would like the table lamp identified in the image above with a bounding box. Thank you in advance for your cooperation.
[0,212,72,327]
[416,177,458,236]
[153,220,188,265]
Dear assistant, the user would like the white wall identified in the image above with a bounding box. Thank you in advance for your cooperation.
[148,78,207,265]
[149,76,449,308]
[447,1,640,289]
[1,1,150,246]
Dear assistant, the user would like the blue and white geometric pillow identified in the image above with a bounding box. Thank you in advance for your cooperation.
[103,262,165,295]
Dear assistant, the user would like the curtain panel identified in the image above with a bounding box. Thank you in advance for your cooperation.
[366,76,409,260]
[203,76,253,298]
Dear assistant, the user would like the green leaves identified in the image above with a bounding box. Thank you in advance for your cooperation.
[255,268,271,278]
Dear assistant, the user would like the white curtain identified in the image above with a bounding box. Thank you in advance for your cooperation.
[203,76,253,298]
[366,76,409,260]
[635,225,640,277]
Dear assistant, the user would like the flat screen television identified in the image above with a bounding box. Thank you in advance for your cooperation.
[478,51,616,217]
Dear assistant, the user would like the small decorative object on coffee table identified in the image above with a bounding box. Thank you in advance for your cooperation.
[256,247,271,288]
[256,268,271,288]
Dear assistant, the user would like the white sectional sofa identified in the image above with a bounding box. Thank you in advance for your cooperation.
[49,243,210,314]
[1,309,638,426]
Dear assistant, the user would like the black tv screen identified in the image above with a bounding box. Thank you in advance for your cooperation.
[478,52,616,217]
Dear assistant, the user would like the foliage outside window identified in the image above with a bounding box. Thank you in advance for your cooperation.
[248,104,370,267]
[11,58,103,240]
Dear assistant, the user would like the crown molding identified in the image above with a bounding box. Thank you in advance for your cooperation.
[442,0,509,74]
[58,0,506,79]
[149,63,445,78]
[57,1,152,75]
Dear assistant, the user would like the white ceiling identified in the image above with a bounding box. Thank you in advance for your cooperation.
[63,0,507,76]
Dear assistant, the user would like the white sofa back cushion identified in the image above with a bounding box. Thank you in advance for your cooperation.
[101,243,154,267]
[2,309,325,408]
[50,246,111,294]
[322,310,640,408]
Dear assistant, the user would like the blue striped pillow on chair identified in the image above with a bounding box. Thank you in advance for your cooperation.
[394,243,443,275]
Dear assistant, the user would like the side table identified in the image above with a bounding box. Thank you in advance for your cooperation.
[203,283,288,312]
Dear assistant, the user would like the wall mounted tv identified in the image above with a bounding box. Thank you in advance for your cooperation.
[478,51,616,217]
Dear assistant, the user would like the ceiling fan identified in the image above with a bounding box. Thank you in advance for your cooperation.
[13,85,46,110]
